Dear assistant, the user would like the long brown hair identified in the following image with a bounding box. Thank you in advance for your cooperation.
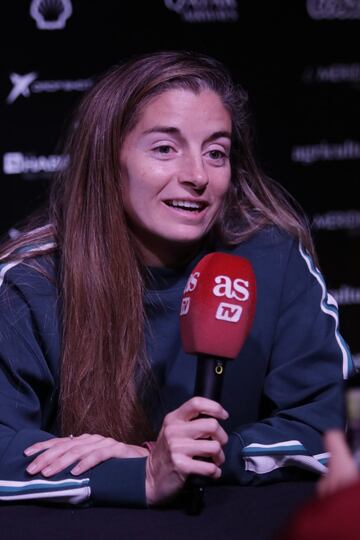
[0,51,316,443]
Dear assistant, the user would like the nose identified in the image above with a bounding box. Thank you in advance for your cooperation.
[178,153,209,190]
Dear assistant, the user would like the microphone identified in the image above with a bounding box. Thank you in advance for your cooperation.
[180,252,256,514]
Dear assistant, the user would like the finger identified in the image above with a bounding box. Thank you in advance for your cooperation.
[25,436,97,472]
[70,441,151,476]
[24,437,67,456]
[166,397,229,423]
[24,434,94,456]
[70,443,128,475]
[170,439,225,466]
[195,440,225,467]
[171,453,222,479]
[185,417,228,445]
[163,417,228,446]
[26,437,115,476]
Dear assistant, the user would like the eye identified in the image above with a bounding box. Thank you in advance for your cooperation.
[208,149,226,160]
[153,145,174,155]
[206,148,229,166]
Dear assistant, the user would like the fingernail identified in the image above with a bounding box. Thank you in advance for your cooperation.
[223,410,229,419]
[26,464,37,473]
[71,466,81,475]
[24,448,36,456]
[42,467,52,476]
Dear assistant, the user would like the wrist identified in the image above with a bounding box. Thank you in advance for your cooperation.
[145,454,157,506]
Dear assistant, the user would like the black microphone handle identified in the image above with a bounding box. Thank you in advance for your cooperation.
[187,355,226,515]
[194,355,226,401]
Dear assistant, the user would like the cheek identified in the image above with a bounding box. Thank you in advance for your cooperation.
[213,170,231,199]
[124,167,149,201]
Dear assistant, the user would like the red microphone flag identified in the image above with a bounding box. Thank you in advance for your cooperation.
[180,253,256,359]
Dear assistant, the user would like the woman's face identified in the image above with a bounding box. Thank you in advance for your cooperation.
[120,88,232,266]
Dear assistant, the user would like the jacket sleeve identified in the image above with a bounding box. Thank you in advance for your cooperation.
[0,262,147,507]
[221,240,353,485]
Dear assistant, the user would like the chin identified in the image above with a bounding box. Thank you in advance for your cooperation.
[163,227,210,244]
[165,234,204,245]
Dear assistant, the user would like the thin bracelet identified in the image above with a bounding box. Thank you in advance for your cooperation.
[142,441,155,452]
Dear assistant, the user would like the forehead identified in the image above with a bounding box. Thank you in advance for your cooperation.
[135,88,232,131]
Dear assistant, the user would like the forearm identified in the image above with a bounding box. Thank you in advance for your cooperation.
[221,422,328,486]
[0,428,147,507]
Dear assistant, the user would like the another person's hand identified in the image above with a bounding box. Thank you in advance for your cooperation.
[317,429,359,498]
[145,396,229,506]
[24,434,149,477]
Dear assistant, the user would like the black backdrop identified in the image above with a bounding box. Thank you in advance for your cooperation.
[1,0,359,364]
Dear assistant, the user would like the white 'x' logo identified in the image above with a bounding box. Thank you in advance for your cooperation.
[6,72,38,104]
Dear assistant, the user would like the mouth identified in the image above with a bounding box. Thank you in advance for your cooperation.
[164,199,208,213]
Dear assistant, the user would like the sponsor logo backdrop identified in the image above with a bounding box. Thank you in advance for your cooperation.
[1,0,359,363]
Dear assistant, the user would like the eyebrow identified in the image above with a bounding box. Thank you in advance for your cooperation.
[142,126,232,143]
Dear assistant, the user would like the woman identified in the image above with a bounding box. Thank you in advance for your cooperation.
[0,51,351,507]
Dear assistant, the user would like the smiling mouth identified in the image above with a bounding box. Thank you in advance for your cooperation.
[164,200,207,212]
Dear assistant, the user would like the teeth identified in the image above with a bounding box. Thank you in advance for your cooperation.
[167,200,203,210]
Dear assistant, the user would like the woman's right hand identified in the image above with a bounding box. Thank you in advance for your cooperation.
[145,396,229,506]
